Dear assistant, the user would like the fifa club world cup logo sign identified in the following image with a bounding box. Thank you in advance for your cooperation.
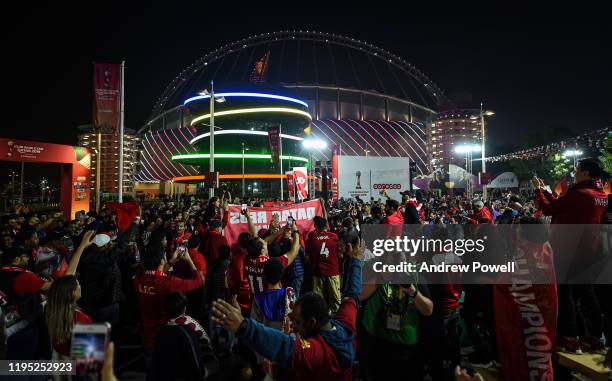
[355,171,362,189]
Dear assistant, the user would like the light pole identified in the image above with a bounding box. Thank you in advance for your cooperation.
[303,138,328,199]
[563,149,583,168]
[199,82,225,198]
[241,142,250,198]
[470,104,494,198]
[455,144,481,198]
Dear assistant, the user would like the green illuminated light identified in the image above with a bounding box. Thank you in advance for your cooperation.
[190,107,313,126]
[171,153,309,163]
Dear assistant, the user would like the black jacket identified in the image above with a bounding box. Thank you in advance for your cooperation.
[77,223,137,310]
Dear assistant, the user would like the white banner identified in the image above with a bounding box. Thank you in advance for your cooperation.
[489,172,519,188]
[337,156,413,200]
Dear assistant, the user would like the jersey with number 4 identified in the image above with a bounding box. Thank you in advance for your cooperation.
[306,231,340,277]
[244,254,288,294]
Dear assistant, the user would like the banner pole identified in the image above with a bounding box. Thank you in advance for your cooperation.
[279,124,283,201]
[96,132,101,213]
[118,60,125,202]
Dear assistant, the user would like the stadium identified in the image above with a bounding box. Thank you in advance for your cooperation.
[135,30,444,196]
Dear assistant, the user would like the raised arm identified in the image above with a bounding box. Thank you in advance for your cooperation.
[244,209,257,237]
[284,223,301,266]
[319,198,328,219]
[212,297,295,367]
[65,230,95,276]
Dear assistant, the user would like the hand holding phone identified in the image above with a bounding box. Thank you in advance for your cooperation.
[71,323,111,381]
[241,204,248,215]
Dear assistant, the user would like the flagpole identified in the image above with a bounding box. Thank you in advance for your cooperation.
[279,124,284,201]
[118,60,125,202]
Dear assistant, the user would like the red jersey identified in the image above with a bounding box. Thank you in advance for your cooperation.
[174,248,207,280]
[306,231,340,277]
[205,230,228,265]
[382,210,404,225]
[244,254,289,294]
[228,247,252,311]
[133,269,202,350]
[292,298,357,381]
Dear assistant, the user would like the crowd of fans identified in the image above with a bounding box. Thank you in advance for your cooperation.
[0,157,610,380]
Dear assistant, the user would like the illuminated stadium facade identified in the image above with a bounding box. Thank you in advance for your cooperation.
[136,31,445,194]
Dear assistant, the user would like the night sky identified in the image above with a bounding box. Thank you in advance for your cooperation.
[2,4,611,186]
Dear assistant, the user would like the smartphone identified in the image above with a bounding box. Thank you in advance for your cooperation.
[241,204,248,213]
[287,216,295,225]
[178,244,187,256]
[272,213,280,223]
[71,323,111,381]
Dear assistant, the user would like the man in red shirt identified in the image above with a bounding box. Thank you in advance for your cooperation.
[382,199,404,225]
[172,220,192,251]
[134,246,203,359]
[306,216,341,312]
[211,239,365,381]
[533,158,608,354]
[466,200,494,224]
[228,232,253,314]
[0,246,52,360]
[205,219,228,266]
[244,210,300,295]
[171,234,208,321]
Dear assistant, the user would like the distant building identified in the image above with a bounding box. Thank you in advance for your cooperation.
[429,95,481,170]
[77,125,140,196]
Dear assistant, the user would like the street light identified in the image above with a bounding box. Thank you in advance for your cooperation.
[241,143,250,198]
[454,144,481,198]
[199,82,226,198]
[470,104,494,198]
[302,138,328,198]
[563,149,583,168]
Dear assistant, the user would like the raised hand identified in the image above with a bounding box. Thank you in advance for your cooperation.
[211,296,244,333]
[79,230,96,249]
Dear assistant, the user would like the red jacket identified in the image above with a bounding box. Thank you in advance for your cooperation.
[536,180,608,273]
[205,229,228,265]
[173,248,207,280]
[228,246,252,312]
[467,206,494,224]
[134,269,202,350]
[536,180,607,224]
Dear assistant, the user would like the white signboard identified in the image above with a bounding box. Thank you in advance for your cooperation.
[337,156,412,200]
[488,172,519,188]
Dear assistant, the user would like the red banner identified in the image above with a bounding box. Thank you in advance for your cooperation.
[331,144,339,202]
[268,126,281,163]
[93,63,121,133]
[285,171,295,201]
[293,167,309,200]
[224,200,323,244]
[263,201,294,208]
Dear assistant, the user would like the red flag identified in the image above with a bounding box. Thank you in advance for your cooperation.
[268,126,281,163]
[93,63,121,133]
[331,144,339,203]
[293,167,309,200]
[286,171,295,201]
[106,202,139,232]
[249,51,271,83]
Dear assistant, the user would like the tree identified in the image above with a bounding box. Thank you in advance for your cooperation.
[509,154,571,182]
[598,134,612,176]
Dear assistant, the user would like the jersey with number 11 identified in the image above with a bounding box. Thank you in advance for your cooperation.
[306,231,340,277]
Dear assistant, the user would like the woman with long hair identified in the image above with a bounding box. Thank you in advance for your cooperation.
[45,275,92,356]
